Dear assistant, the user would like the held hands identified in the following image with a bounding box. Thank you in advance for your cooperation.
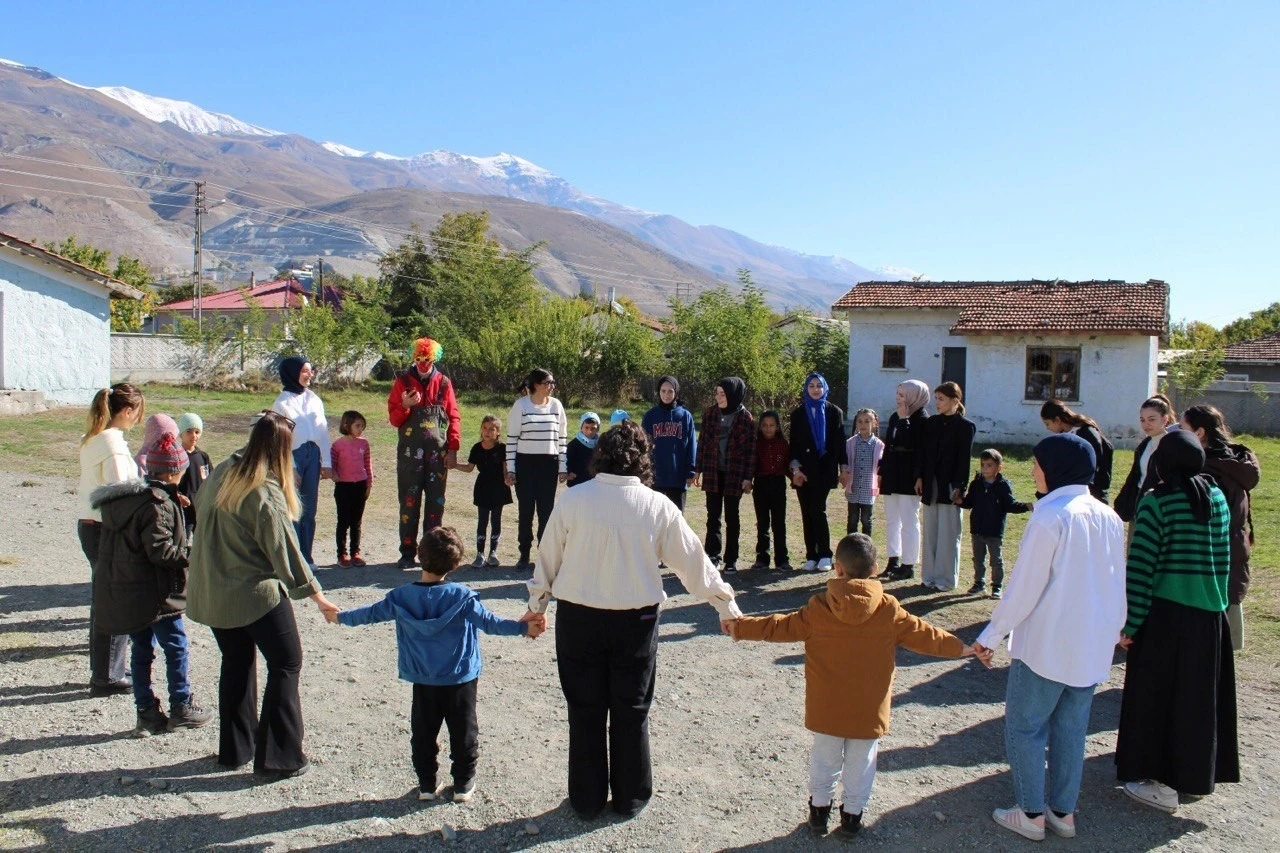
[320,467,335,481]
[791,468,807,487]
[558,472,569,484]
[312,592,340,622]
[505,472,517,487]
[720,619,738,639]
[914,478,924,497]
[692,474,701,488]
[969,642,995,668]
[519,609,548,639]
[742,480,753,494]
[1117,632,1133,650]
[951,488,964,505]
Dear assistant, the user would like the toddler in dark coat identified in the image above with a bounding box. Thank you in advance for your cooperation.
[959,449,1031,598]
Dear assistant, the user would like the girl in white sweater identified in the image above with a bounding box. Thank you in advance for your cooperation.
[78,382,145,695]
[505,368,568,571]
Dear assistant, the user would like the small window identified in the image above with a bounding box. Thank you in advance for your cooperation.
[1025,347,1080,401]
[1223,373,1249,382]
[882,345,906,369]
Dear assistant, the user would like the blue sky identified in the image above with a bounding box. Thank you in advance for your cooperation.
[3,1,1276,325]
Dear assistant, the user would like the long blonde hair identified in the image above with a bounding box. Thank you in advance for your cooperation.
[214,411,301,519]
[82,383,144,446]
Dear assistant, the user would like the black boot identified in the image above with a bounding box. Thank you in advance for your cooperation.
[885,556,900,574]
[836,808,863,839]
[808,798,832,836]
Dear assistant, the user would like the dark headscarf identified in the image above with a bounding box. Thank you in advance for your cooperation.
[717,377,746,412]
[657,375,681,409]
[279,356,307,394]
[1146,429,1214,523]
[1032,433,1096,493]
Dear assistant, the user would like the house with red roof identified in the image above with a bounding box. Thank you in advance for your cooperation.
[152,277,341,333]
[832,279,1170,446]
[1222,332,1280,383]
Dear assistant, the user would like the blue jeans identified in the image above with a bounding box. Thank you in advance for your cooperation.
[293,442,320,564]
[1004,659,1095,815]
[129,616,192,711]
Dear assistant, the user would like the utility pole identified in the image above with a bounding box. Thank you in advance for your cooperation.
[193,181,206,332]
[317,256,323,292]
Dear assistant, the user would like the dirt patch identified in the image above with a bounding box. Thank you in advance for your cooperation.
[1,470,1277,851]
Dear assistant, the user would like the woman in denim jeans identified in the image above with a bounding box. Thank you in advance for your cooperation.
[972,434,1127,842]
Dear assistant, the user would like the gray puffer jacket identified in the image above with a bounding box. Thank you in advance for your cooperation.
[90,478,189,635]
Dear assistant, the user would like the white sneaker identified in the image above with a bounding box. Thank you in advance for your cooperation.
[816,557,833,571]
[1045,810,1076,838]
[486,553,500,567]
[419,785,441,801]
[1124,780,1178,813]
[800,560,818,572]
[992,806,1045,841]
[471,554,485,568]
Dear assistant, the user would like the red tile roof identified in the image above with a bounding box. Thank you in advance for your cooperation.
[832,280,1169,336]
[1224,331,1280,362]
[158,279,338,311]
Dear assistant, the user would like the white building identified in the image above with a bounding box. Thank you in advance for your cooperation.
[832,280,1170,448]
[0,231,144,405]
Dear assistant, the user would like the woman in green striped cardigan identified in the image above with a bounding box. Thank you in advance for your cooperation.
[1115,430,1239,814]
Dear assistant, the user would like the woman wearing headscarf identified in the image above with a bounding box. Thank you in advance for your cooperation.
[973,434,1127,842]
[1116,430,1238,813]
[271,356,332,569]
[641,375,697,511]
[1181,405,1260,651]
[880,380,930,581]
[788,372,848,572]
[526,420,742,819]
[566,412,601,487]
[694,377,756,572]
[387,337,462,569]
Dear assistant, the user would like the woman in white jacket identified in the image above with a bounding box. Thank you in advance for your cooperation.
[525,420,742,820]
[77,382,145,695]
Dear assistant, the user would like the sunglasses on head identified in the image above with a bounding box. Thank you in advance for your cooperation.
[257,409,296,432]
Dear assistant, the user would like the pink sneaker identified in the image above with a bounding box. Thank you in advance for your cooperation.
[992,806,1045,841]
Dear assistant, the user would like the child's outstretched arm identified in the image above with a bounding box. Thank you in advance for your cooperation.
[730,603,814,644]
[893,605,966,659]
[336,596,396,628]
[466,598,534,638]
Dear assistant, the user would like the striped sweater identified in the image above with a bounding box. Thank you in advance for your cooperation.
[506,396,568,473]
[1123,487,1230,636]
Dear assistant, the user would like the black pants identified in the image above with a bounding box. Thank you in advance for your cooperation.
[556,600,659,817]
[78,520,128,684]
[476,506,503,553]
[411,679,479,789]
[796,485,834,561]
[333,480,368,556]
[654,487,686,511]
[210,598,307,773]
[515,454,559,561]
[847,502,873,536]
[704,485,741,566]
[752,474,789,565]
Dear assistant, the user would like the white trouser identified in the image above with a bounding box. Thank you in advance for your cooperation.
[920,502,963,590]
[809,733,878,814]
[882,494,921,564]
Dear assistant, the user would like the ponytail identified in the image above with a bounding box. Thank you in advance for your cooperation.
[1040,399,1099,431]
[82,383,144,445]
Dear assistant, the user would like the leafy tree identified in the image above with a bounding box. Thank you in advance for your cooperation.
[172,290,278,389]
[43,235,156,331]
[156,280,219,305]
[1167,319,1223,350]
[278,283,391,387]
[1163,347,1226,397]
[378,212,541,363]
[1220,302,1280,345]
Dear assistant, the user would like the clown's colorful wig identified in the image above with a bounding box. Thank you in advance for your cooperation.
[409,337,443,363]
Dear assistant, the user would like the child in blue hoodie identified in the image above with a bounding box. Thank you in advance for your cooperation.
[329,526,545,801]
[641,375,697,510]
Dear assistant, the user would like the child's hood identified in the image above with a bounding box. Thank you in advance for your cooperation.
[822,577,887,626]
[90,477,175,526]
[387,582,477,639]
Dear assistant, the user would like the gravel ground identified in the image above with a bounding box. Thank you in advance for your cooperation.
[2,469,1278,852]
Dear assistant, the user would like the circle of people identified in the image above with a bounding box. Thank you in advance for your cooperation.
[75,334,1257,841]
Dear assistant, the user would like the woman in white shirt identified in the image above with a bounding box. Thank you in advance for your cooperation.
[271,357,332,568]
[525,420,742,820]
[505,368,567,571]
[973,433,1127,842]
[78,382,145,695]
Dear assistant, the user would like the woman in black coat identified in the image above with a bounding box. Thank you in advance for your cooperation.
[915,381,975,592]
[788,372,847,572]
[880,379,930,581]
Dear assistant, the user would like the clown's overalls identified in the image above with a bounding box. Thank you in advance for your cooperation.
[397,374,451,561]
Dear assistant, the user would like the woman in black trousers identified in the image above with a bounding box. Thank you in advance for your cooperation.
[788,372,848,572]
[505,369,569,571]
[524,422,743,818]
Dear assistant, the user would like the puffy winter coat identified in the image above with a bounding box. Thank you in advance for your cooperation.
[90,478,189,635]
[1203,442,1261,604]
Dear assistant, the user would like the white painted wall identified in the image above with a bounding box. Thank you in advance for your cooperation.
[0,254,112,405]
[845,309,1158,448]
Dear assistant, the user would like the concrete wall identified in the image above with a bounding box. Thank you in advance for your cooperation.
[846,309,1158,447]
[1168,380,1280,437]
[0,254,112,405]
